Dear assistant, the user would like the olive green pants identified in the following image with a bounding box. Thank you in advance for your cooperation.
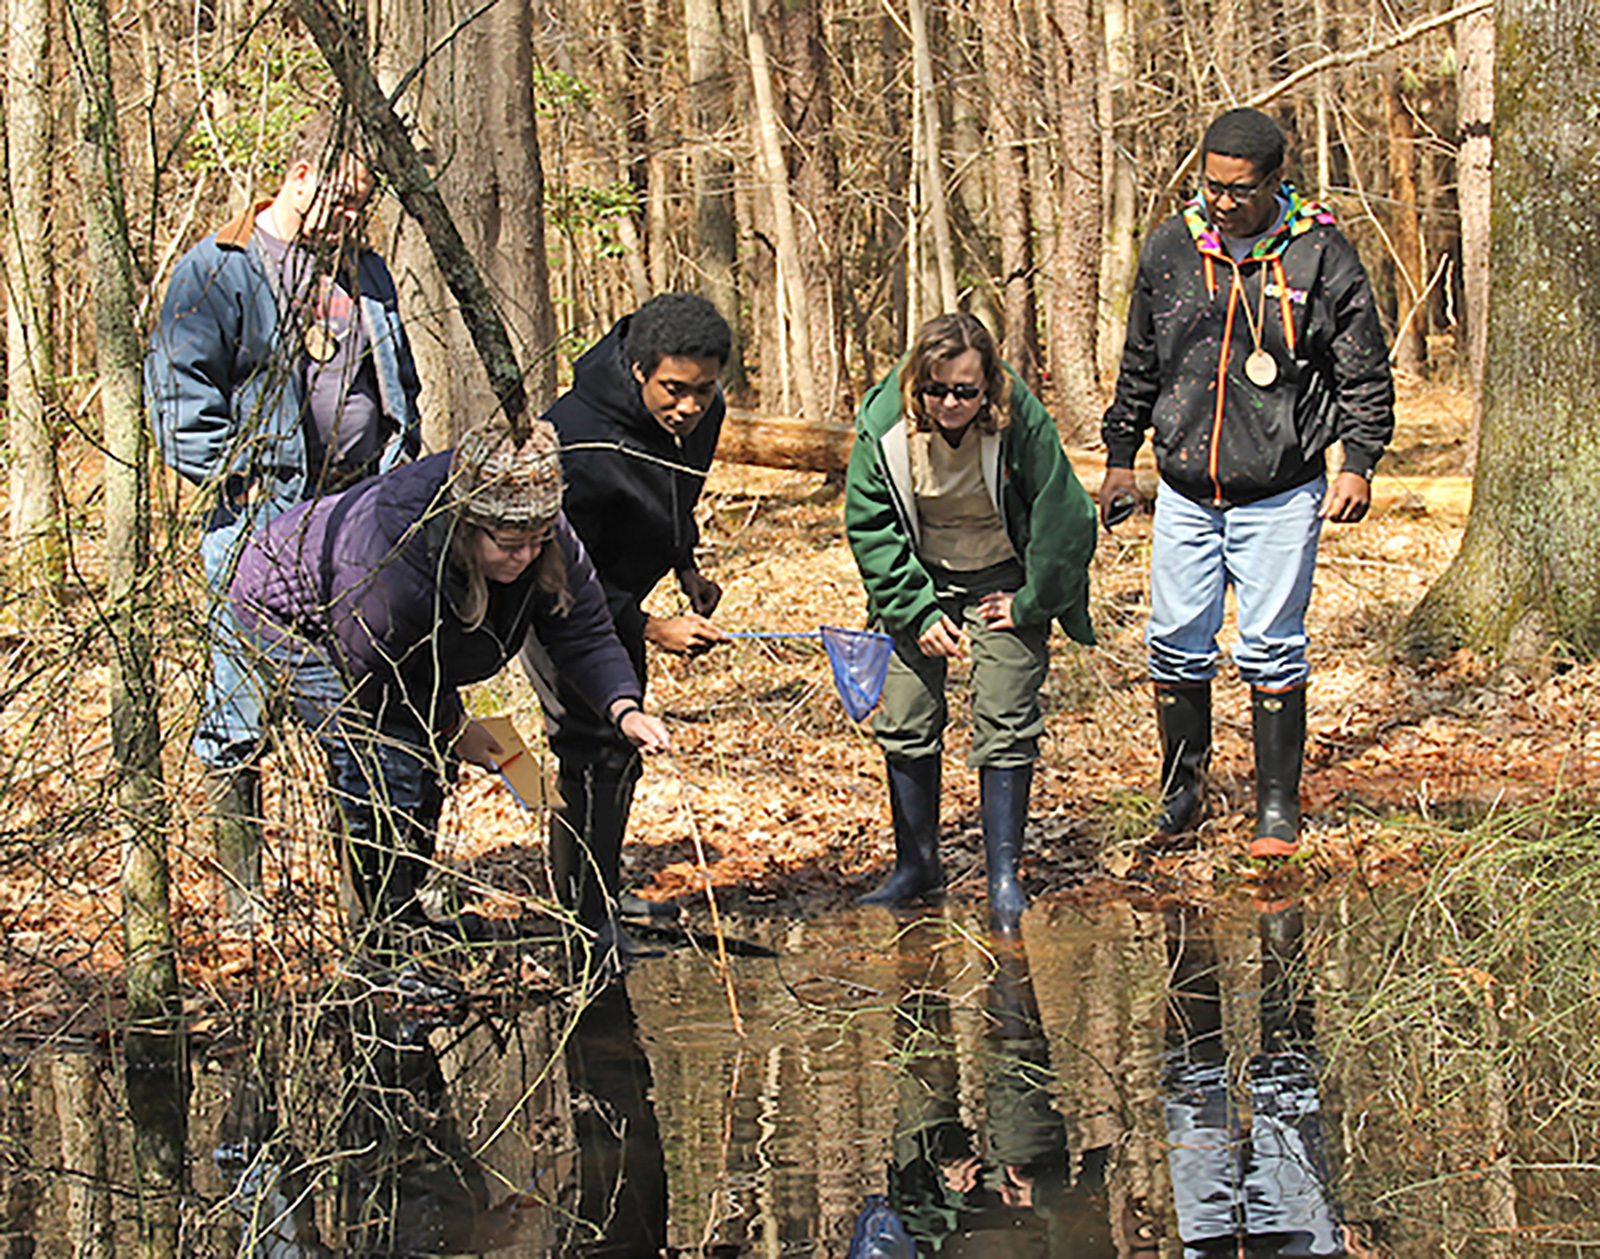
[873,564,1049,769]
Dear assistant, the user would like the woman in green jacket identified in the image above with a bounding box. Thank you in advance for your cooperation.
[845,313,1097,928]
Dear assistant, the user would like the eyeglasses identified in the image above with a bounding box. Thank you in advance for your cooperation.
[486,528,553,556]
[918,382,983,402]
[1203,176,1272,203]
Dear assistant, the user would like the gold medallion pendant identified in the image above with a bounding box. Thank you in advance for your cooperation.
[304,323,338,362]
[1245,347,1278,388]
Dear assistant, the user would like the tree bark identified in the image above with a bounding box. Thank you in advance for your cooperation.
[375,0,556,446]
[1044,0,1101,436]
[4,0,63,604]
[1456,6,1493,473]
[1384,61,1427,377]
[66,0,183,1249]
[907,0,958,316]
[743,0,824,427]
[686,0,747,392]
[717,410,855,472]
[52,1054,112,1259]
[1098,0,1137,383]
[772,0,848,418]
[979,0,1041,389]
[1406,0,1600,658]
[297,0,536,440]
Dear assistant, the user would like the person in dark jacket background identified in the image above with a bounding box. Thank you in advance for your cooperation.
[1100,108,1393,860]
[147,112,423,927]
[230,422,671,947]
[522,294,732,955]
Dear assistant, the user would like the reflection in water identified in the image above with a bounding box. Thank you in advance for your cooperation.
[560,980,668,1256]
[883,917,1116,1256]
[210,974,670,1257]
[215,994,531,1256]
[15,900,1391,1255]
[1162,903,1344,1258]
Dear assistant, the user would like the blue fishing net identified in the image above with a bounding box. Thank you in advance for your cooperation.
[821,626,894,722]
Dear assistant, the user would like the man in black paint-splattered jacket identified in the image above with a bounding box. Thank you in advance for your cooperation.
[1100,107,1393,861]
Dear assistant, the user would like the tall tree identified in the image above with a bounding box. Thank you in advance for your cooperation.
[65,0,184,1249]
[1456,5,1493,471]
[907,0,958,318]
[744,0,824,426]
[772,0,848,417]
[1043,0,1101,434]
[1406,0,1600,657]
[372,0,557,444]
[1384,60,1427,376]
[4,0,63,604]
[979,0,1041,388]
[686,0,746,391]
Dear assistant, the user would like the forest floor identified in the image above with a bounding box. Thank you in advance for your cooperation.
[7,380,1600,1032]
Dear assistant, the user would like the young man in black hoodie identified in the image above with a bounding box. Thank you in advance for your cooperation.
[1100,109,1393,861]
[524,293,733,962]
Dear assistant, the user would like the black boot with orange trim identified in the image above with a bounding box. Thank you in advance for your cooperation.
[1249,683,1306,860]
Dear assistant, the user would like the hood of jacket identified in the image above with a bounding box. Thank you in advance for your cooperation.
[1181,182,1338,263]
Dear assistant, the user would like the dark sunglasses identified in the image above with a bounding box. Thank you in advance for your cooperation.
[918,382,982,401]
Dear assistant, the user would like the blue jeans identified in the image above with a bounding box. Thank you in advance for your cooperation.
[245,627,449,917]
[195,496,280,769]
[1147,480,1324,691]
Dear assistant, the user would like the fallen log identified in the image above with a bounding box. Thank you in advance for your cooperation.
[718,409,855,474]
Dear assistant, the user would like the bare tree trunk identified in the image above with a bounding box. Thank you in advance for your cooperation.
[1045,0,1101,435]
[744,0,824,426]
[52,1055,112,1259]
[4,0,63,606]
[686,0,747,391]
[980,0,1041,388]
[372,0,556,447]
[1384,61,1427,377]
[1313,0,1333,193]
[1406,0,1600,658]
[66,0,183,1250]
[772,0,848,417]
[643,0,676,294]
[1457,6,1493,473]
[1098,0,1137,383]
[907,0,958,315]
[299,0,534,440]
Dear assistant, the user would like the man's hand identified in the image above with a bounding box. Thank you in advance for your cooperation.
[452,719,504,771]
[644,613,726,656]
[917,614,965,658]
[678,569,723,617]
[1099,467,1143,528]
[975,591,1016,630]
[1320,470,1372,523]
[614,706,673,755]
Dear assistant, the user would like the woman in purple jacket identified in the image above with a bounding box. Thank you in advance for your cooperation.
[230,422,670,950]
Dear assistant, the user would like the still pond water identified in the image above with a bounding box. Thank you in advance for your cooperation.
[8,893,1593,1256]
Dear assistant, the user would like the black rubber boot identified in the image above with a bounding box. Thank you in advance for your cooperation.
[980,765,1032,931]
[551,763,661,973]
[209,764,262,932]
[1250,683,1307,859]
[1154,681,1211,836]
[858,756,943,907]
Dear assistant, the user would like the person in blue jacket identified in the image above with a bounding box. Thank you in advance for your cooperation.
[146,112,422,924]
[230,422,671,954]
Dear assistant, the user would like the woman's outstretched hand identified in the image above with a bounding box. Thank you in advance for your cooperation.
[615,706,673,755]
